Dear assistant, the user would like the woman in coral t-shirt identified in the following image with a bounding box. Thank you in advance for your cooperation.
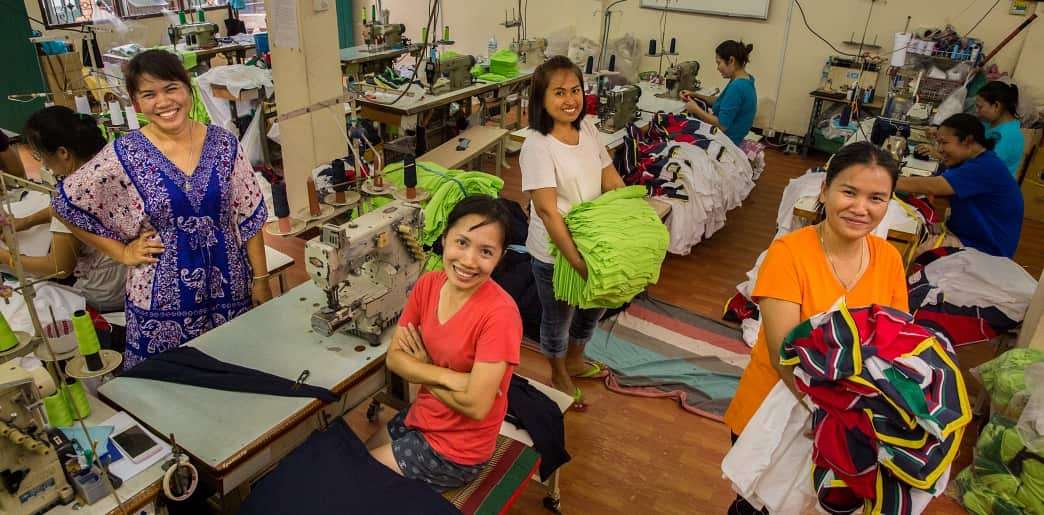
[369,195,522,492]
[723,142,909,514]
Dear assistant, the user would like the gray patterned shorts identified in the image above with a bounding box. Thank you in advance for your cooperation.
[389,407,487,492]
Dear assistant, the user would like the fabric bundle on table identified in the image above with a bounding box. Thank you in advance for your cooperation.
[780,302,972,515]
[379,161,504,271]
[908,247,1037,347]
[489,49,519,78]
[550,186,668,309]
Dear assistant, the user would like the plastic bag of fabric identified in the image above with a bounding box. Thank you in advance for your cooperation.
[606,33,641,83]
[1017,363,1044,453]
[545,26,575,58]
[567,36,600,71]
[971,348,1044,419]
[956,415,1044,515]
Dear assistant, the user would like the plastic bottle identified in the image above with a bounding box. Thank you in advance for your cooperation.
[487,36,498,61]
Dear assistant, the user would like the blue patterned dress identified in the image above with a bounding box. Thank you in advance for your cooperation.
[52,126,267,369]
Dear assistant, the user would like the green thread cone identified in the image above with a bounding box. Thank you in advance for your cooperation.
[72,310,100,356]
[0,312,16,352]
[64,380,91,420]
[44,391,73,427]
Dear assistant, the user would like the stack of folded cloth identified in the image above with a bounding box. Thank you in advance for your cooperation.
[489,49,519,78]
[551,186,668,309]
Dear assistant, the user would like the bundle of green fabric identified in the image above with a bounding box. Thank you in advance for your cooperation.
[378,161,504,270]
[550,186,668,309]
[974,349,1044,418]
[489,49,519,78]
[957,416,1044,515]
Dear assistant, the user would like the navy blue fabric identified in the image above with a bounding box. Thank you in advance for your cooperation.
[239,418,460,515]
[505,375,571,481]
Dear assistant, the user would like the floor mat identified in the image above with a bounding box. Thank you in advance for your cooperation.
[525,295,750,421]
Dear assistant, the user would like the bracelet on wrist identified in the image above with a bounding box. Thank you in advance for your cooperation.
[253,273,270,280]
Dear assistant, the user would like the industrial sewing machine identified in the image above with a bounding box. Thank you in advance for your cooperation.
[426,54,477,94]
[510,38,547,65]
[0,364,75,514]
[667,61,700,99]
[167,22,220,50]
[363,9,406,50]
[305,201,426,345]
[597,84,642,133]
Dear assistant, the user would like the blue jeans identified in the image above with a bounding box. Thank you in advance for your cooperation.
[531,259,605,359]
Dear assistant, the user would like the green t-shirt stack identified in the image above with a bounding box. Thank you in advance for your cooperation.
[550,186,669,309]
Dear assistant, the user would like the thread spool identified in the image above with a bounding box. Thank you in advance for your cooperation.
[331,159,347,203]
[443,26,449,42]
[0,312,16,352]
[44,392,73,427]
[585,56,594,74]
[648,39,657,56]
[370,4,375,21]
[608,55,616,72]
[64,379,90,420]
[670,38,676,54]
[125,105,140,130]
[360,6,366,21]
[306,176,321,217]
[891,32,910,67]
[108,101,124,126]
[197,7,205,22]
[272,181,291,233]
[178,10,186,24]
[72,310,103,372]
[74,96,91,115]
[421,27,428,44]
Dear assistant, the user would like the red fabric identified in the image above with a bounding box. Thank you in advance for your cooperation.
[913,309,996,346]
[399,271,522,465]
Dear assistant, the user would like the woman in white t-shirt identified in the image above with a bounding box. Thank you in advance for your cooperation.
[0,106,126,312]
[520,56,627,410]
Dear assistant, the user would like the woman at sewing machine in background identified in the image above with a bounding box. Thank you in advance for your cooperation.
[50,49,270,370]
[679,40,757,146]
[521,55,627,411]
[898,113,1023,259]
[0,106,127,314]
[370,195,521,492]
[722,142,908,515]
[914,81,1024,177]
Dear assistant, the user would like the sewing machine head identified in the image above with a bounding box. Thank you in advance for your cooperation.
[597,84,642,133]
[365,22,406,50]
[429,54,476,94]
[511,38,547,65]
[0,362,74,512]
[305,201,426,344]
[169,22,219,50]
[675,61,700,98]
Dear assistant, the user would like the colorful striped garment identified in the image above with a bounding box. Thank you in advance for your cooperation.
[781,302,972,515]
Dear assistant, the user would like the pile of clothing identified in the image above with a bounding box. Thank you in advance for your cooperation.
[780,302,971,514]
[550,186,669,309]
[908,247,1037,347]
[956,349,1044,515]
[613,113,756,255]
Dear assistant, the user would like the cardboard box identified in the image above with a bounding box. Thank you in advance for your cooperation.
[38,52,83,111]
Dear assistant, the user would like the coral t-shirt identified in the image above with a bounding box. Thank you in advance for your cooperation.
[722,226,909,435]
[399,271,522,465]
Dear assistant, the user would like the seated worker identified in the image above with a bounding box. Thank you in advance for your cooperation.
[898,113,1023,259]
[915,81,1024,177]
[679,40,757,146]
[723,142,908,515]
[0,106,126,313]
[370,195,522,492]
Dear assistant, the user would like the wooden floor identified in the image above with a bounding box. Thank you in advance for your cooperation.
[262,141,1044,515]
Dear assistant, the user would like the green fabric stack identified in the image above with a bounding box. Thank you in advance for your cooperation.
[550,186,668,309]
[957,416,1044,515]
[190,78,211,125]
[378,161,504,270]
[489,49,519,78]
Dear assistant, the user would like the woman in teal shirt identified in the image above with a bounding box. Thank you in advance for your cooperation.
[680,40,757,146]
[977,81,1024,177]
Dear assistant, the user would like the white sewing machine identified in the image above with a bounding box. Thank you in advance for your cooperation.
[305,201,426,344]
[0,363,75,514]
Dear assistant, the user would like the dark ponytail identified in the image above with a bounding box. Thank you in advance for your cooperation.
[940,113,994,150]
[977,81,1019,117]
[23,106,106,162]
[715,40,753,68]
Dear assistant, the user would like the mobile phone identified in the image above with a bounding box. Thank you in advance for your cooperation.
[110,424,161,464]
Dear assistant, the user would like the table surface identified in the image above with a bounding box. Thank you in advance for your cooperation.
[419,125,508,169]
[99,281,390,472]
[339,44,420,64]
[511,82,686,150]
[104,42,255,62]
[355,68,535,116]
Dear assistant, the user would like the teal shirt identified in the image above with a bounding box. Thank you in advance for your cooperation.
[712,75,757,146]
[983,119,1024,177]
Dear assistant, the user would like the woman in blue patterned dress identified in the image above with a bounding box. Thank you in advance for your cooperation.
[51,49,270,369]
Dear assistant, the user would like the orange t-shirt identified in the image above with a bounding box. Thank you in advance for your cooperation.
[722,226,909,435]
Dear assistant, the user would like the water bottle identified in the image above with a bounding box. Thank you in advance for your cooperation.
[487,36,498,61]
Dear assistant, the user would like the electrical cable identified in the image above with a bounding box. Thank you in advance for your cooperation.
[793,0,860,57]
[964,0,1001,37]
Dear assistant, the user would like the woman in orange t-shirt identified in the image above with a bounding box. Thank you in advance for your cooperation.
[723,142,909,514]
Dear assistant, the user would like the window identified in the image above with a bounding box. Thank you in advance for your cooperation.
[38,0,227,28]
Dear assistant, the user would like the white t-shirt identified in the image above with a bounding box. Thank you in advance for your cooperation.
[50,218,126,313]
[520,119,612,263]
